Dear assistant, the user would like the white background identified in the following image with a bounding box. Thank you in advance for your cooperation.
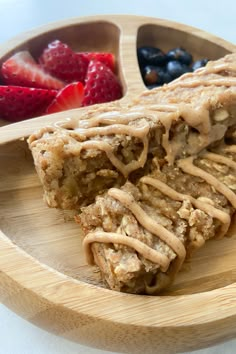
[0,0,236,353]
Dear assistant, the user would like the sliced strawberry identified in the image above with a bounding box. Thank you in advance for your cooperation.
[47,82,84,114]
[82,60,122,107]
[39,40,89,83]
[1,51,64,90]
[0,85,57,122]
[78,52,115,72]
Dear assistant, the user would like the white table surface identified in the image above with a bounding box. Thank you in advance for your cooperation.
[0,1,235,353]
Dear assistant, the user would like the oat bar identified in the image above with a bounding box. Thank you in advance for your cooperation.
[77,142,236,294]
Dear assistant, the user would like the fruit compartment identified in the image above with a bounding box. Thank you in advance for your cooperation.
[137,24,231,59]
[136,23,232,88]
[0,20,126,124]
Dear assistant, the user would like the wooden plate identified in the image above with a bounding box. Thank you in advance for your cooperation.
[0,15,236,354]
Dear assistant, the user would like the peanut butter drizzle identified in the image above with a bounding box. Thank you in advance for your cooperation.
[170,60,236,82]
[78,137,148,178]
[67,104,178,130]
[178,156,236,208]
[73,111,149,129]
[202,152,236,170]
[62,106,177,134]
[83,232,170,271]
[74,122,150,139]
[83,148,235,279]
[30,68,235,177]
[107,188,186,274]
[175,77,236,88]
[220,145,236,154]
[92,109,173,166]
[47,91,229,171]
[132,104,178,112]
[203,62,236,74]
[160,113,183,164]
[180,106,211,134]
[28,126,56,145]
[140,79,236,101]
[56,107,182,175]
[141,176,231,239]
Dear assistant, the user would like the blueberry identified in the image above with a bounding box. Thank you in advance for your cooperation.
[192,58,208,71]
[166,61,192,79]
[142,65,168,86]
[182,64,192,74]
[162,71,172,84]
[166,48,193,65]
[137,46,166,66]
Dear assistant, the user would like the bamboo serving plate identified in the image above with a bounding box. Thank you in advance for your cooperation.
[0,15,236,354]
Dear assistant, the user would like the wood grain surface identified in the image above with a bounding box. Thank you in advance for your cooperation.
[0,15,236,354]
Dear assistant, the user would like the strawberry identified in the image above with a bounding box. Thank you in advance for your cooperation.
[82,60,122,106]
[78,52,115,72]
[39,40,89,83]
[1,51,64,90]
[47,82,84,114]
[0,85,57,122]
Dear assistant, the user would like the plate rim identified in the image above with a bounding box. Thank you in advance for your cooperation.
[1,14,236,352]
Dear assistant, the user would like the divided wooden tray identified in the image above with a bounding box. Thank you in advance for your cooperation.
[0,15,236,354]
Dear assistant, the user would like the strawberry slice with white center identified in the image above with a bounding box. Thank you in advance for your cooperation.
[39,40,89,84]
[1,51,65,90]
[0,85,57,122]
[82,60,122,106]
[78,52,115,72]
[47,82,84,114]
